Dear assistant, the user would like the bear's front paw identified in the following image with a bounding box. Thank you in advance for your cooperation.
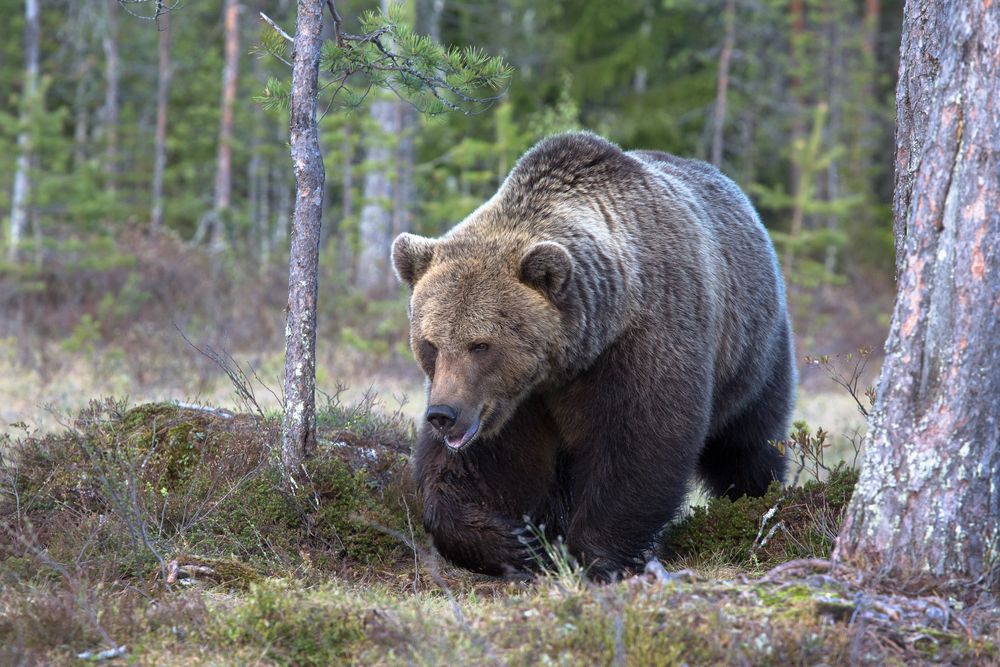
[426,512,547,577]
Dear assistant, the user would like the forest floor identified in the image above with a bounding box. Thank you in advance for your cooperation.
[1,393,997,665]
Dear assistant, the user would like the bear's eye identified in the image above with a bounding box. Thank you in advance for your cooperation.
[470,342,490,353]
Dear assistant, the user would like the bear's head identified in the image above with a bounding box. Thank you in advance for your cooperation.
[392,232,573,450]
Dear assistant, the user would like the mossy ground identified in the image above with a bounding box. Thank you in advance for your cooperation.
[1,400,997,665]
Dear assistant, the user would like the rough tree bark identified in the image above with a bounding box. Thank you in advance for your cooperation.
[834,0,1000,596]
[8,0,40,264]
[281,0,325,475]
[710,0,736,167]
[150,12,172,234]
[102,0,120,195]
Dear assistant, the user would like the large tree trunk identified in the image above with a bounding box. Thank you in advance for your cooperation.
[150,13,172,234]
[102,0,120,195]
[710,0,736,167]
[833,0,1000,596]
[8,0,40,264]
[281,0,325,475]
[210,0,241,251]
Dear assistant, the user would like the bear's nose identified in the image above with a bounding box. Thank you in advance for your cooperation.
[426,404,457,431]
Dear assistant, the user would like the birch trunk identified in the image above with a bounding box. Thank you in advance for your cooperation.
[281,0,325,474]
[8,0,40,264]
[833,0,1000,596]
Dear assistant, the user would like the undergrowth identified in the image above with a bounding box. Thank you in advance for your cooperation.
[1,396,995,665]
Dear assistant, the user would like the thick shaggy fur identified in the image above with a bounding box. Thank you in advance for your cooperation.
[393,132,795,579]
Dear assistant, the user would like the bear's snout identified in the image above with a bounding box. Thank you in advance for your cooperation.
[426,404,457,431]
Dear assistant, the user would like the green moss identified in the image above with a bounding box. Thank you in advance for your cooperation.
[306,449,415,565]
[664,465,859,570]
[214,581,365,666]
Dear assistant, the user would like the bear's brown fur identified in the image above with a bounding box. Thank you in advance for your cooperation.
[393,132,795,579]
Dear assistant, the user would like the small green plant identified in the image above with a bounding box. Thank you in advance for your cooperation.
[523,519,587,593]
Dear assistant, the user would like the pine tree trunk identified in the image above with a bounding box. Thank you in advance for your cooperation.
[337,122,355,281]
[211,0,241,252]
[391,102,416,291]
[784,0,806,272]
[8,0,40,264]
[356,0,401,297]
[281,0,325,475]
[71,1,92,170]
[102,0,120,196]
[357,96,395,296]
[248,44,264,257]
[821,0,842,291]
[150,13,172,234]
[833,0,1000,596]
[710,0,736,167]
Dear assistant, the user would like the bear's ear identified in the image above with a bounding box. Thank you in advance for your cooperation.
[392,233,437,288]
[519,241,573,301]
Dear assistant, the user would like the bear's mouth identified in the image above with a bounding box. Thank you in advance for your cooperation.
[444,416,481,450]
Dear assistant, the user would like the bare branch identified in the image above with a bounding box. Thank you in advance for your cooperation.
[259,11,293,43]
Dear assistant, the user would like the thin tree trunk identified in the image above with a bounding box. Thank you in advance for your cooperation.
[821,0,841,290]
[710,0,736,167]
[211,0,241,252]
[258,163,272,264]
[102,0,120,195]
[418,0,445,40]
[336,122,355,281]
[784,0,806,272]
[862,0,880,73]
[834,0,1000,596]
[390,102,416,292]
[855,0,880,187]
[356,0,399,297]
[8,0,40,264]
[248,45,264,256]
[150,13,172,234]
[71,1,93,170]
[357,97,395,296]
[282,0,325,475]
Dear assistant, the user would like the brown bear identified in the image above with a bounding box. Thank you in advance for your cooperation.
[392,131,795,579]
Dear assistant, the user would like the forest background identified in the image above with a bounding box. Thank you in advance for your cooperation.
[0,0,901,451]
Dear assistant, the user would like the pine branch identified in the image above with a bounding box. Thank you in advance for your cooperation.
[256,5,511,118]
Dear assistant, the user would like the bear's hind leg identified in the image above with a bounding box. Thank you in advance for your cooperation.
[698,346,793,500]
